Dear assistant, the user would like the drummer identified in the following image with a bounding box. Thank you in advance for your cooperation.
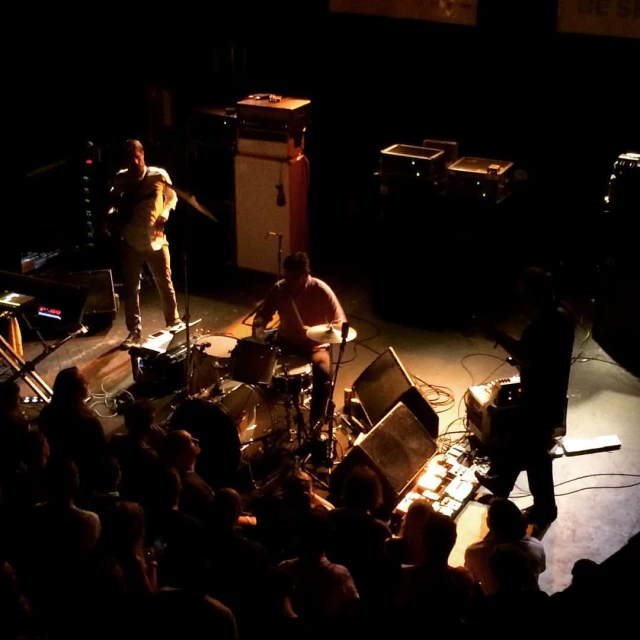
[253,251,347,429]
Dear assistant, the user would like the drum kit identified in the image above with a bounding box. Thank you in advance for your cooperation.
[167,322,357,486]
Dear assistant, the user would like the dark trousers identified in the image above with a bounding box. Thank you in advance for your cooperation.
[488,417,557,522]
[276,340,332,429]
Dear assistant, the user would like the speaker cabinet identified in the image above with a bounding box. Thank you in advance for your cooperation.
[234,153,309,274]
[55,269,117,327]
[352,347,439,439]
[329,402,438,518]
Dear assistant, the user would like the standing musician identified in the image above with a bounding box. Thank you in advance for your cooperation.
[476,267,576,533]
[107,140,182,349]
[253,252,347,430]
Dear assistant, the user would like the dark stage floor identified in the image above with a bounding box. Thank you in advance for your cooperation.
[12,264,640,594]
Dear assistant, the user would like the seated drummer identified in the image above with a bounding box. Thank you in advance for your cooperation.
[253,251,347,429]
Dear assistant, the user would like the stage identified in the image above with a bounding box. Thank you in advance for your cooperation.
[11,264,640,594]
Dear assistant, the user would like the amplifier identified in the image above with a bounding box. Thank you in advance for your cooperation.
[54,270,117,325]
[466,376,568,444]
[187,106,237,149]
[237,95,311,159]
[447,156,514,202]
[422,138,459,166]
[466,376,521,444]
[379,144,446,182]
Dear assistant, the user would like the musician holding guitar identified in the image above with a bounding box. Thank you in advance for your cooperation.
[107,140,182,349]
[476,267,576,535]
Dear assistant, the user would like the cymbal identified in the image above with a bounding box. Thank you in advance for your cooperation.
[159,179,218,222]
[172,186,218,222]
[306,324,357,344]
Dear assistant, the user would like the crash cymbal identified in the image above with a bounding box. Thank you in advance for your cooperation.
[159,179,218,222]
[172,186,217,222]
[306,324,357,344]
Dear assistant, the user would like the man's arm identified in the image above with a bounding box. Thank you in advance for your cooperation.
[324,282,347,326]
[252,290,278,338]
[160,171,178,219]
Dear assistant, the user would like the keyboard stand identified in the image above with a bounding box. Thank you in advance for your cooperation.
[0,313,87,403]
[0,332,53,402]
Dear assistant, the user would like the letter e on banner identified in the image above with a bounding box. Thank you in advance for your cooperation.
[557,0,640,37]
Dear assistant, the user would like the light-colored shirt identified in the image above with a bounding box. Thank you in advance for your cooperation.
[111,166,177,252]
[255,276,346,352]
[464,533,546,595]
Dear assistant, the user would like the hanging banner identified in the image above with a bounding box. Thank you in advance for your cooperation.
[329,0,478,27]
[557,0,640,38]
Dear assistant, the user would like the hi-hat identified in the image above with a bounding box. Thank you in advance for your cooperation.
[306,324,357,344]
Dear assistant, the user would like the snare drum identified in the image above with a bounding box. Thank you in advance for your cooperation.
[272,355,313,396]
[191,335,238,391]
[229,338,278,385]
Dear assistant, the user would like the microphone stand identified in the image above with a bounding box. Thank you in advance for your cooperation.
[183,239,192,395]
[241,231,283,326]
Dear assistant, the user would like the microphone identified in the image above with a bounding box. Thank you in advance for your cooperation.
[265,231,282,239]
[341,322,350,341]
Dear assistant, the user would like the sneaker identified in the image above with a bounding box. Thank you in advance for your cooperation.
[474,469,509,498]
[121,330,142,350]
[522,505,557,528]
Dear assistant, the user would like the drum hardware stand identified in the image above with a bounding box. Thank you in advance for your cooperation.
[320,323,351,468]
[278,363,308,448]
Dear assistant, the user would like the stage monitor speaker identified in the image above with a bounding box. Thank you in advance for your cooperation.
[352,347,439,439]
[234,153,309,274]
[53,270,117,326]
[329,402,438,518]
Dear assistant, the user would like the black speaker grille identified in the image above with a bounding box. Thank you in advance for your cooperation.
[352,347,413,427]
[360,403,437,494]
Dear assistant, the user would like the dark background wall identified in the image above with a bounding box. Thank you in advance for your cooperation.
[16,2,639,283]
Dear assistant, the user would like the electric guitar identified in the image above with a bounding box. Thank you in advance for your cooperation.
[106,196,157,239]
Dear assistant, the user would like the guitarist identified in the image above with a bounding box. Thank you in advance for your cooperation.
[476,267,575,535]
[107,140,182,349]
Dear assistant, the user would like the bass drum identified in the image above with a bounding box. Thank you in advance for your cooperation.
[169,383,275,488]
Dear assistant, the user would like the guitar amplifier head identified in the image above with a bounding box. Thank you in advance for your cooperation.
[380,144,446,182]
[422,138,459,166]
[447,156,514,203]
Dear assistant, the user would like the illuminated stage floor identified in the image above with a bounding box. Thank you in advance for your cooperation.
[17,265,640,594]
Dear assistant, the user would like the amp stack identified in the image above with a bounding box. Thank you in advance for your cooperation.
[234,94,311,275]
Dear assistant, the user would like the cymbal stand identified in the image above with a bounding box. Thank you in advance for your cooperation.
[241,231,283,327]
[321,323,350,468]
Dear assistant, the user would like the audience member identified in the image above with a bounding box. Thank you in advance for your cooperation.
[159,430,216,529]
[109,400,164,509]
[38,367,106,503]
[469,544,552,630]
[327,466,391,605]
[395,511,479,626]
[464,498,546,594]
[279,509,359,623]
[0,381,29,486]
